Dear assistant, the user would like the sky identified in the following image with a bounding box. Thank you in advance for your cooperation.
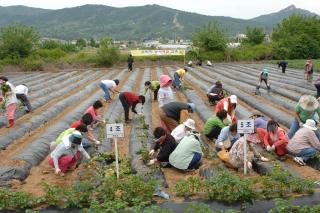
[0,0,319,19]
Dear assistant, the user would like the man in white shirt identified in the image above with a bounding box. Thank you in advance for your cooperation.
[171,119,196,143]
[99,79,120,102]
[15,84,32,113]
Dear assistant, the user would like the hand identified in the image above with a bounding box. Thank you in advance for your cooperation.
[55,168,61,175]
[260,156,269,162]
[266,145,272,152]
[95,140,101,145]
[247,162,252,170]
[299,122,304,127]
[138,112,144,116]
[218,142,223,148]
[147,159,156,166]
[149,149,155,156]
[271,145,275,151]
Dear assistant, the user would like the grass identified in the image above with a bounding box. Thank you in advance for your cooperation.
[266,59,320,72]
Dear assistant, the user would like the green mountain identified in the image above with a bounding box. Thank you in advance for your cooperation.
[0,4,317,40]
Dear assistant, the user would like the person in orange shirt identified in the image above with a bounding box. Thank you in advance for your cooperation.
[214,95,237,123]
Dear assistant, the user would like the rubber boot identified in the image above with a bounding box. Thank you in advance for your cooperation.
[255,86,260,95]
[6,119,14,128]
[267,86,271,94]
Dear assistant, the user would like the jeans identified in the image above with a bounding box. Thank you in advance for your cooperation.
[296,147,317,162]
[82,138,91,148]
[173,72,181,88]
[99,82,110,100]
[288,118,320,140]
[16,93,32,111]
[188,152,202,169]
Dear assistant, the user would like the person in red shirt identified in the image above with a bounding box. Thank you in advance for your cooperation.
[119,92,145,123]
[215,95,237,123]
[84,100,105,129]
[258,120,288,158]
[70,113,101,147]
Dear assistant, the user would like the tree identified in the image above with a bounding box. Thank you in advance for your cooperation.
[243,27,265,45]
[96,37,120,67]
[0,24,39,59]
[272,14,320,59]
[76,38,86,49]
[89,38,97,48]
[192,21,227,51]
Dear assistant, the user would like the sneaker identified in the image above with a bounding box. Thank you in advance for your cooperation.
[294,157,306,166]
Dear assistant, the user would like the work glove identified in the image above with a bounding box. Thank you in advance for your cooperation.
[266,145,272,152]
[299,122,304,127]
[217,142,223,148]
[260,156,269,162]
[55,168,61,175]
[271,145,276,151]
[94,140,101,145]
[147,159,156,166]
[149,149,155,156]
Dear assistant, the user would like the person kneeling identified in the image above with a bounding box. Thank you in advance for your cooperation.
[49,131,90,176]
[148,127,177,167]
[204,109,228,140]
[169,131,203,170]
[215,122,240,152]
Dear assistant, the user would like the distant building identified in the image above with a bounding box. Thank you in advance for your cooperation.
[143,40,161,47]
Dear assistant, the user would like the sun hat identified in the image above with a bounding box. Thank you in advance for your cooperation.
[262,68,269,74]
[303,119,317,131]
[299,95,319,111]
[187,103,196,113]
[230,95,237,104]
[159,75,172,87]
[183,119,195,130]
[70,131,83,145]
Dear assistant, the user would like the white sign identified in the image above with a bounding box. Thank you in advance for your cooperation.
[107,123,124,138]
[237,119,254,134]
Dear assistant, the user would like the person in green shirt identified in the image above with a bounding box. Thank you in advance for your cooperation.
[288,95,320,139]
[144,81,160,101]
[204,109,228,140]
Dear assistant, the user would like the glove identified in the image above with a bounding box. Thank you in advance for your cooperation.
[299,122,304,127]
[149,149,155,156]
[95,140,101,145]
[266,145,272,152]
[271,145,276,151]
[260,156,269,162]
[147,159,156,166]
[55,168,61,175]
[247,162,252,170]
[217,142,223,148]
[138,112,144,116]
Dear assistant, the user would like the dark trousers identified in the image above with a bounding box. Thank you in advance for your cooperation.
[282,67,286,73]
[128,63,133,71]
[119,93,130,121]
[188,152,202,169]
[207,94,223,104]
[257,79,270,90]
[205,126,222,140]
[154,86,160,100]
[16,94,32,111]
[315,84,320,98]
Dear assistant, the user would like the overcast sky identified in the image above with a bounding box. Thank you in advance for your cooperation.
[0,0,319,19]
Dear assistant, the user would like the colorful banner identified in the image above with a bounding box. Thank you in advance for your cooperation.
[131,49,185,56]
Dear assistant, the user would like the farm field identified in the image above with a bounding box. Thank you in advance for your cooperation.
[1,62,320,212]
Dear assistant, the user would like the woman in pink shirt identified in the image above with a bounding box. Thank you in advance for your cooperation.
[85,100,104,125]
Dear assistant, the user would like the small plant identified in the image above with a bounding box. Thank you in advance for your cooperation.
[175,176,204,198]
[137,148,150,164]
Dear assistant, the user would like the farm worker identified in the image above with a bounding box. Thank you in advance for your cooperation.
[0,76,17,128]
[314,77,320,98]
[287,119,320,166]
[159,101,195,132]
[204,109,228,140]
[169,131,203,170]
[119,91,145,123]
[260,120,289,158]
[173,68,187,89]
[187,60,193,67]
[148,127,178,166]
[288,95,320,139]
[127,54,134,72]
[278,61,288,73]
[158,75,174,108]
[228,133,269,171]
[49,131,90,176]
[196,59,202,66]
[85,100,105,125]
[215,122,240,152]
[99,79,120,102]
[249,111,268,129]
[207,81,224,105]
[255,68,271,95]
[207,60,213,67]
[144,80,160,101]
[15,84,32,113]
[171,119,196,143]
[215,95,238,123]
[304,59,313,82]
[49,124,88,151]
[70,113,101,146]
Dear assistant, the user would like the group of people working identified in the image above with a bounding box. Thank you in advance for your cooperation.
[0,76,32,128]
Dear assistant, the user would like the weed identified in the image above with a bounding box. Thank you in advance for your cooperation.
[175,176,204,198]
[137,148,150,164]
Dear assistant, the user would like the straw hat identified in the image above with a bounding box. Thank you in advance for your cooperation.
[183,119,195,130]
[303,119,317,131]
[299,95,319,111]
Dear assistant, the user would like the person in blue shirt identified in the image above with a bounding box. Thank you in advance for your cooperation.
[215,123,240,151]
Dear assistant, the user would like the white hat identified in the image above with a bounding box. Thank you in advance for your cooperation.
[303,119,317,131]
[230,95,237,104]
[183,119,195,130]
[299,95,319,111]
